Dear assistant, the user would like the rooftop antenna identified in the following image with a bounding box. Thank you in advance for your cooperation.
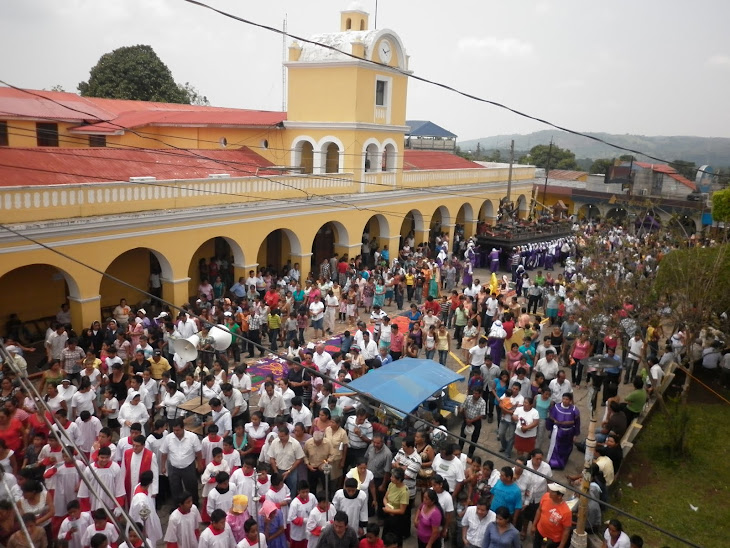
[282,14,287,111]
[374,0,378,29]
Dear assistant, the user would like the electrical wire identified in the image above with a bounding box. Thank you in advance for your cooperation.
[0,221,703,548]
[0,346,153,548]
[179,0,718,177]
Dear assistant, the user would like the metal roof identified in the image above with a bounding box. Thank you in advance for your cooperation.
[405,120,457,138]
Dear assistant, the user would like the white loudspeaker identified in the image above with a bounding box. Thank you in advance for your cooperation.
[173,334,200,362]
[208,324,233,351]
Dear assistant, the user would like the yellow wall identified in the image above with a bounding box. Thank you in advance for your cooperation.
[98,248,155,309]
[0,265,69,332]
[287,65,360,123]
[4,119,90,148]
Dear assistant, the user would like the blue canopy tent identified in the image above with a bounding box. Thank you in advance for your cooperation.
[336,358,464,417]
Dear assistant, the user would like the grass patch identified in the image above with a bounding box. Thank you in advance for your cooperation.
[607,403,730,548]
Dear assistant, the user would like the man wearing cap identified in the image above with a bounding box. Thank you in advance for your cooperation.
[136,309,151,330]
[533,482,572,548]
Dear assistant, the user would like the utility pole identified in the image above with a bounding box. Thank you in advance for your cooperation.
[281,15,287,112]
[571,413,597,548]
[541,139,554,216]
[506,139,514,203]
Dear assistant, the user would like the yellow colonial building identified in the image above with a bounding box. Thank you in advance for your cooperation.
[0,8,537,336]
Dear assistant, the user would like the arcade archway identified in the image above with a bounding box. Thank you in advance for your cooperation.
[101,247,173,310]
[0,264,80,342]
[187,237,245,300]
[311,221,349,275]
[257,229,302,276]
[576,204,601,220]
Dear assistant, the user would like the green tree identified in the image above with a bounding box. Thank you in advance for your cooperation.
[518,144,578,170]
[669,159,697,180]
[712,188,730,223]
[487,149,502,162]
[619,154,635,162]
[589,158,614,174]
[178,82,210,106]
[78,45,194,104]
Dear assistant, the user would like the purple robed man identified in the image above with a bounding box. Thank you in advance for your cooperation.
[487,320,507,365]
[488,248,500,274]
[546,392,581,470]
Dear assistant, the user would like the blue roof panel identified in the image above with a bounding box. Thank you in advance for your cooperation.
[406,120,457,138]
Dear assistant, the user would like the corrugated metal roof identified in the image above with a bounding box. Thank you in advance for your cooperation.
[548,169,587,181]
[0,87,287,129]
[633,162,697,190]
[403,150,482,170]
[0,146,276,187]
[405,120,457,138]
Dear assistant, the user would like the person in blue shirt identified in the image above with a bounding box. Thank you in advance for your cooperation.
[518,336,536,369]
[406,303,422,332]
[489,467,523,522]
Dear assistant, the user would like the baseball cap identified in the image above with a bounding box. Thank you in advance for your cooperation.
[548,483,567,495]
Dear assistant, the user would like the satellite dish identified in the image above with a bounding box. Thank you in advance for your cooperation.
[219,137,228,148]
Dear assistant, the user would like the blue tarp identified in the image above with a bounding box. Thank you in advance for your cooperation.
[336,358,464,415]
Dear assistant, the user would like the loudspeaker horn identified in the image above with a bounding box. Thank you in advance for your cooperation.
[173,334,200,362]
[208,324,233,351]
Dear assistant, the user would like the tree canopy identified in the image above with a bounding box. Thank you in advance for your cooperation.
[669,159,698,180]
[711,188,730,223]
[78,45,205,104]
[589,158,614,174]
[519,144,578,170]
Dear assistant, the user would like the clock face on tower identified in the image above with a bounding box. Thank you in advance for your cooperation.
[378,39,392,63]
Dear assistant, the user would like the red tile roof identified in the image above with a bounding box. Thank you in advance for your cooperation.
[0,146,276,187]
[0,87,286,130]
[403,150,484,170]
[548,169,587,181]
[633,162,697,190]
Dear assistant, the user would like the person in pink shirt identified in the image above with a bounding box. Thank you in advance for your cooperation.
[414,489,444,548]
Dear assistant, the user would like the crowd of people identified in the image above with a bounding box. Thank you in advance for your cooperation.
[2,220,725,548]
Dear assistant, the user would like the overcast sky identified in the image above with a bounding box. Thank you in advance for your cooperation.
[2,0,730,142]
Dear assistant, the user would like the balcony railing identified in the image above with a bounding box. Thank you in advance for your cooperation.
[0,165,536,224]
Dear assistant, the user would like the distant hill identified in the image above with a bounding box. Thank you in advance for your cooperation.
[460,130,730,167]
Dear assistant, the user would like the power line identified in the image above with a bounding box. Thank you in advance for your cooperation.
[178,0,716,177]
[0,221,703,548]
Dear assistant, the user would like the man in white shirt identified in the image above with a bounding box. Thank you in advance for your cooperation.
[160,418,204,506]
[536,337,557,361]
[206,398,232,437]
[220,383,247,426]
[468,338,489,374]
[290,397,313,428]
[624,331,646,384]
[369,305,387,343]
[324,290,338,335]
[360,331,378,361]
[431,445,465,497]
[268,425,305,493]
[312,344,334,372]
[535,349,560,383]
[548,371,572,405]
[309,296,325,339]
[461,497,495,548]
[648,356,665,393]
[498,383,524,458]
[176,314,198,339]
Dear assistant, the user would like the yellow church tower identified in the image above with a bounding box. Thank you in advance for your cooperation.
[284,6,410,180]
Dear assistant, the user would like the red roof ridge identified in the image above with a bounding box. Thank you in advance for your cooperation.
[403,150,484,170]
